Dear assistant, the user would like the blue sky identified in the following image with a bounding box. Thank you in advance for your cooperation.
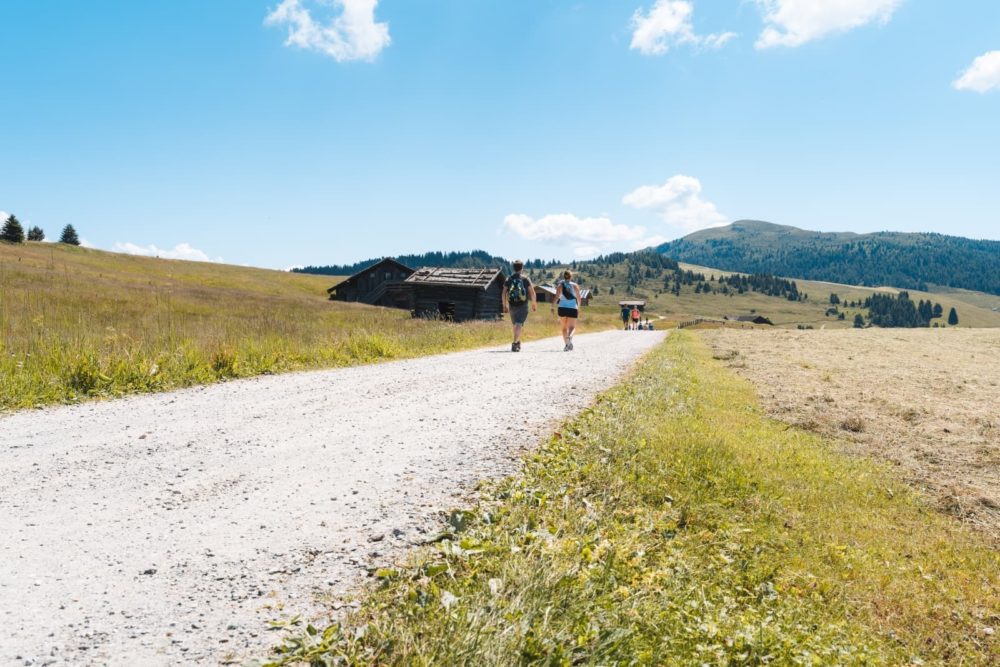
[1,1,997,269]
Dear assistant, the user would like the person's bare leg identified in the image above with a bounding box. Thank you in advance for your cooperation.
[513,323,523,344]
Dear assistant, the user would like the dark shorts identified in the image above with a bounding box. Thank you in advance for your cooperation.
[509,303,529,325]
[558,307,579,319]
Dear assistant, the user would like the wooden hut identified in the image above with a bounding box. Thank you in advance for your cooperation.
[537,283,591,306]
[534,284,557,304]
[403,267,506,321]
[327,258,415,308]
[724,314,774,326]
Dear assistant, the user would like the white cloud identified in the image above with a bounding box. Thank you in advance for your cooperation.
[630,1,736,56]
[265,0,391,62]
[113,241,223,263]
[80,238,98,249]
[503,213,666,257]
[504,213,647,244]
[623,175,728,234]
[754,0,903,49]
[954,51,1000,93]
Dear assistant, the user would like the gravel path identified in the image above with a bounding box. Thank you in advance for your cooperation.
[1,330,666,666]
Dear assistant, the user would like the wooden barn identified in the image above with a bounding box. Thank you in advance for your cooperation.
[327,258,415,308]
[724,314,774,326]
[536,283,592,306]
[403,267,506,321]
[535,284,557,303]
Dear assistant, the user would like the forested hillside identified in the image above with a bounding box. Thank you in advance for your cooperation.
[657,220,1000,296]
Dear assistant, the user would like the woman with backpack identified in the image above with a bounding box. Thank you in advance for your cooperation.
[553,270,582,351]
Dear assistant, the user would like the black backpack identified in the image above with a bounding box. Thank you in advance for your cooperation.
[508,275,528,305]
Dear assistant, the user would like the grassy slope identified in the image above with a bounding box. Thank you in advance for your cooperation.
[263,333,1000,666]
[0,243,614,411]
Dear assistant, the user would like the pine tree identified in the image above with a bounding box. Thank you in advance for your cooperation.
[948,307,959,326]
[27,226,45,241]
[933,303,943,319]
[853,313,865,328]
[1,214,25,243]
[60,224,81,245]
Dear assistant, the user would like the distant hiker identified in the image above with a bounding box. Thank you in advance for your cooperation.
[620,304,630,330]
[553,270,582,351]
[502,260,536,352]
[647,319,655,331]
[630,306,641,329]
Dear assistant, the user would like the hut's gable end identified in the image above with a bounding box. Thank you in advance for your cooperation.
[328,258,415,304]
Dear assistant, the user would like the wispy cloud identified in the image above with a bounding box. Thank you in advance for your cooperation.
[754,0,903,49]
[623,175,728,234]
[113,242,223,263]
[954,51,1000,93]
[503,213,663,258]
[265,0,391,62]
[630,1,736,56]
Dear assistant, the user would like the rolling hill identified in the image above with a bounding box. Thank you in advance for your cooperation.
[657,220,1000,296]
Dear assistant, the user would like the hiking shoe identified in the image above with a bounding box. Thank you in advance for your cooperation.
[515,341,521,352]
[511,342,518,352]
[563,343,570,352]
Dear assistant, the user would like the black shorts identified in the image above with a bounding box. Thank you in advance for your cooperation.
[558,307,579,319]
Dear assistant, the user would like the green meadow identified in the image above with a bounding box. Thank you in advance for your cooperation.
[0,242,617,411]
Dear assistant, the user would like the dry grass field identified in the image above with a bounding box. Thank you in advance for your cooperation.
[701,328,1000,540]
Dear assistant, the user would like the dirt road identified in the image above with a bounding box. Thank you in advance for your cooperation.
[0,330,666,666]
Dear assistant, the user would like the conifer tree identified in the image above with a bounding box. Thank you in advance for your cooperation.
[27,226,45,241]
[1,214,25,243]
[933,303,943,318]
[59,224,81,245]
[948,307,959,326]
[853,313,865,328]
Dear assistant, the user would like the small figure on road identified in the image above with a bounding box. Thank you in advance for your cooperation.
[621,304,631,330]
[630,306,641,330]
[502,260,536,352]
[554,270,582,351]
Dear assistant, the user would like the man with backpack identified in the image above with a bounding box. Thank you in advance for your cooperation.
[502,260,537,352]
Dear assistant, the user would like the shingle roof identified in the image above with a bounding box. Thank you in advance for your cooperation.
[405,267,504,289]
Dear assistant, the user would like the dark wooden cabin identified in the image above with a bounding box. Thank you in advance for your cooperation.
[327,258,416,308]
[535,284,557,304]
[724,314,774,326]
[403,267,505,321]
[537,283,591,306]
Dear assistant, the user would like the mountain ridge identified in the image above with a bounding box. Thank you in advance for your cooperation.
[657,221,1000,296]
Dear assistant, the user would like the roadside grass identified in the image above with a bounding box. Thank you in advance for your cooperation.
[263,332,1000,666]
[0,243,616,411]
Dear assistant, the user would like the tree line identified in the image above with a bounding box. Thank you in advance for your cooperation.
[1,214,80,245]
[862,292,958,327]
[293,250,560,277]
[660,231,1000,296]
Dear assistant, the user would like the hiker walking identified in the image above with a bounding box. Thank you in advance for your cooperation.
[630,305,641,330]
[620,303,630,330]
[502,260,536,352]
[553,270,582,351]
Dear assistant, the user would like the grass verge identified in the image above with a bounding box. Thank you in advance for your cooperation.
[262,332,1000,666]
